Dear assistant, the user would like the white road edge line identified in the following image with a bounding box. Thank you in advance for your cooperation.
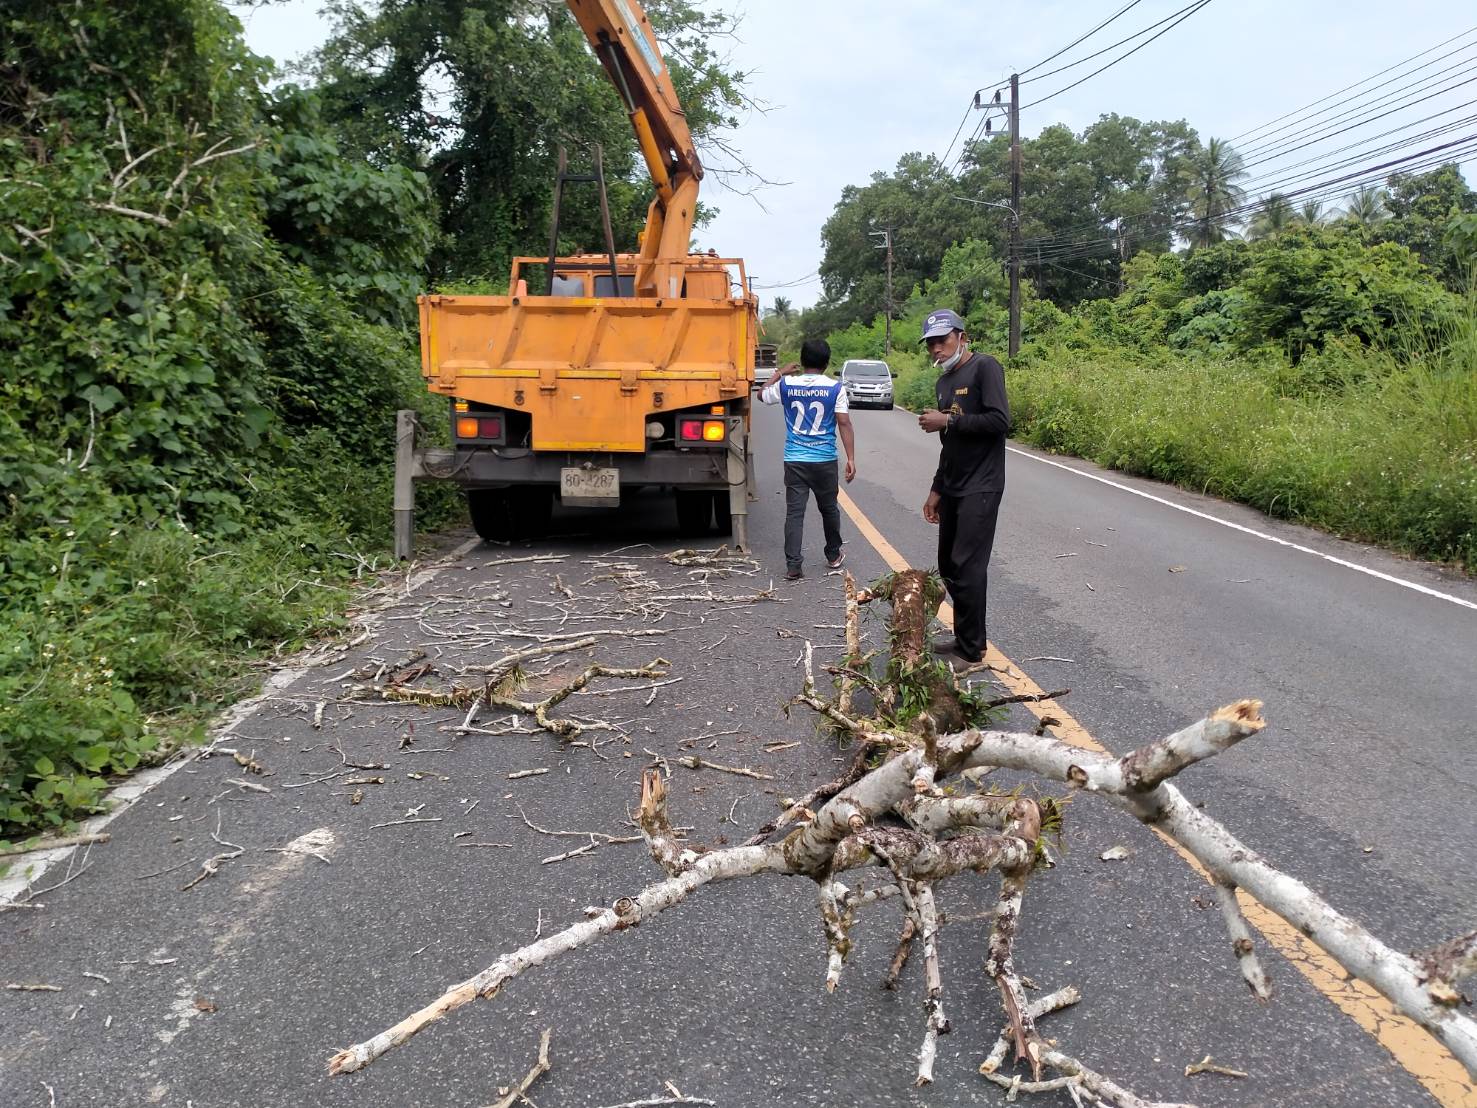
[1007,445,1477,613]
[0,537,484,904]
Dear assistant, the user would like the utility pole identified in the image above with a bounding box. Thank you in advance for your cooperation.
[1008,72,1021,358]
[869,227,894,354]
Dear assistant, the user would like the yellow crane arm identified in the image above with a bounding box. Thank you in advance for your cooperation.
[565,0,703,297]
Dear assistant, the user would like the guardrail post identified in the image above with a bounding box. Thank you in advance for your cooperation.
[728,419,751,553]
[394,410,416,561]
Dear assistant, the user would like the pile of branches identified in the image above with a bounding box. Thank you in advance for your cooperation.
[328,570,1477,1104]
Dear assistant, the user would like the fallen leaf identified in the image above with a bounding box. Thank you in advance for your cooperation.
[1099,845,1131,862]
[193,997,217,1013]
[1168,565,1186,573]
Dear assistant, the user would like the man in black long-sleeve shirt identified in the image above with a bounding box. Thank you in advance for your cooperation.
[916,308,1009,666]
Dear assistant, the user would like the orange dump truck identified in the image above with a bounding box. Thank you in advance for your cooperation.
[393,0,760,554]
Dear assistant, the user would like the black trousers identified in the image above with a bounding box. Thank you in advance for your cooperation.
[938,488,1003,661]
[783,460,843,572]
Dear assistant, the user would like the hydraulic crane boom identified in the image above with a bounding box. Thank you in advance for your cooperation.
[565,0,703,298]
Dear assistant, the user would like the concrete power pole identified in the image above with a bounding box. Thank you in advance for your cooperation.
[1008,72,1021,358]
[870,227,894,354]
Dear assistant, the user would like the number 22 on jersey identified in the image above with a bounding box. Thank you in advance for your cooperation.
[789,400,827,435]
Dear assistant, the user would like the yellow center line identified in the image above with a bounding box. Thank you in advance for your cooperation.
[836,488,1476,1107]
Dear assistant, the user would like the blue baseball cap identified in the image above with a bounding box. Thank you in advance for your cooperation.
[921,309,964,341]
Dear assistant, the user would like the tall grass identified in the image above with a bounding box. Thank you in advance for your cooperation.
[1008,313,1477,572]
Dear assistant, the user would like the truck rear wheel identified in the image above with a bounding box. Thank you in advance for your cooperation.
[468,487,552,543]
[674,489,714,536]
[468,489,514,542]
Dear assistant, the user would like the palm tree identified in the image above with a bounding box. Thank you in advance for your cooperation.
[1297,200,1327,226]
[1248,193,1296,240]
[770,296,793,321]
[1184,137,1247,248]
[1342,187,1390,234]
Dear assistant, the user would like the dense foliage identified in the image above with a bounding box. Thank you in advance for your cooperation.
[792,219,1477,571]
[0,0,749,839]
[0,0,431,838]
[812,114,1199,332]
[309,0,746,282]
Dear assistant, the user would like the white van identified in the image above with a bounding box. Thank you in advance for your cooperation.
[839,359,894,410]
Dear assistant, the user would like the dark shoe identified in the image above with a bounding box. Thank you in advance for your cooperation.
[826,550,846,569]
[785,568,804,581]
[930,634,963,655]
[941,642,982,668]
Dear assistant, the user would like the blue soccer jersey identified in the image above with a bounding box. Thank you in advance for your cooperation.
[761,373,849,462]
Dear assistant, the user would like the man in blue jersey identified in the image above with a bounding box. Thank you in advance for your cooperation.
[760,338,856,580]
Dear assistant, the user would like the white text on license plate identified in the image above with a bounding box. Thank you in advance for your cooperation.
[560,467,620,505]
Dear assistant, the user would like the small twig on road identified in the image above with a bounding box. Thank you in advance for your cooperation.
[1185,1054,1248,1078]
[370,818,444,830]
[486,554,568,568]
[514,805,640,844]
[222,778,271,794]
[181,815,244,891]
[22,859,94,898]
[0,832,110,857]
[487,1027,553,1108]
[979,688,1070,710]
[135,859,194,881]
[541,842,598,865]
[6,982,62,991]
[507,768,549,780]
[591,1097,717,1107]
[578,676,685,697]
[676,755,773,781]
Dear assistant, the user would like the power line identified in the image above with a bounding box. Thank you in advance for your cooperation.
[1020,0,1208,87]
[1235,57,1477,166]
[1238,105,1477,196]
[938,100,978,170]
[1018,0,1147,78]
[1022,0,1216,111]
[1022,129,1477,263]
[1033,256,1119,287]
[1013,70,1477,256]
[752,270,817,290]
[1226,21,1477,145]
[1026,133,1477,263]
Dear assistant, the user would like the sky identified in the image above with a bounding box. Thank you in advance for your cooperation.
[233,0,1477,309]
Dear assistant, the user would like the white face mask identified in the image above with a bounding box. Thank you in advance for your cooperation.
[936,340,968,373]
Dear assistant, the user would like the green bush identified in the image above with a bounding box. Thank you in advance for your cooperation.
[0,0,452,838]
[1008,315,1477,571]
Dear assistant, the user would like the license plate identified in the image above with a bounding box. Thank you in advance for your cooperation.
[560,466,620,506]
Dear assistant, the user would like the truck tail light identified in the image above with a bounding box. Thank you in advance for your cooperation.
[456,416,504,440]
[678,418,726,443]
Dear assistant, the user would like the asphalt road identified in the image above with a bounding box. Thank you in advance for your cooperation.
[3,398,1474,1108]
